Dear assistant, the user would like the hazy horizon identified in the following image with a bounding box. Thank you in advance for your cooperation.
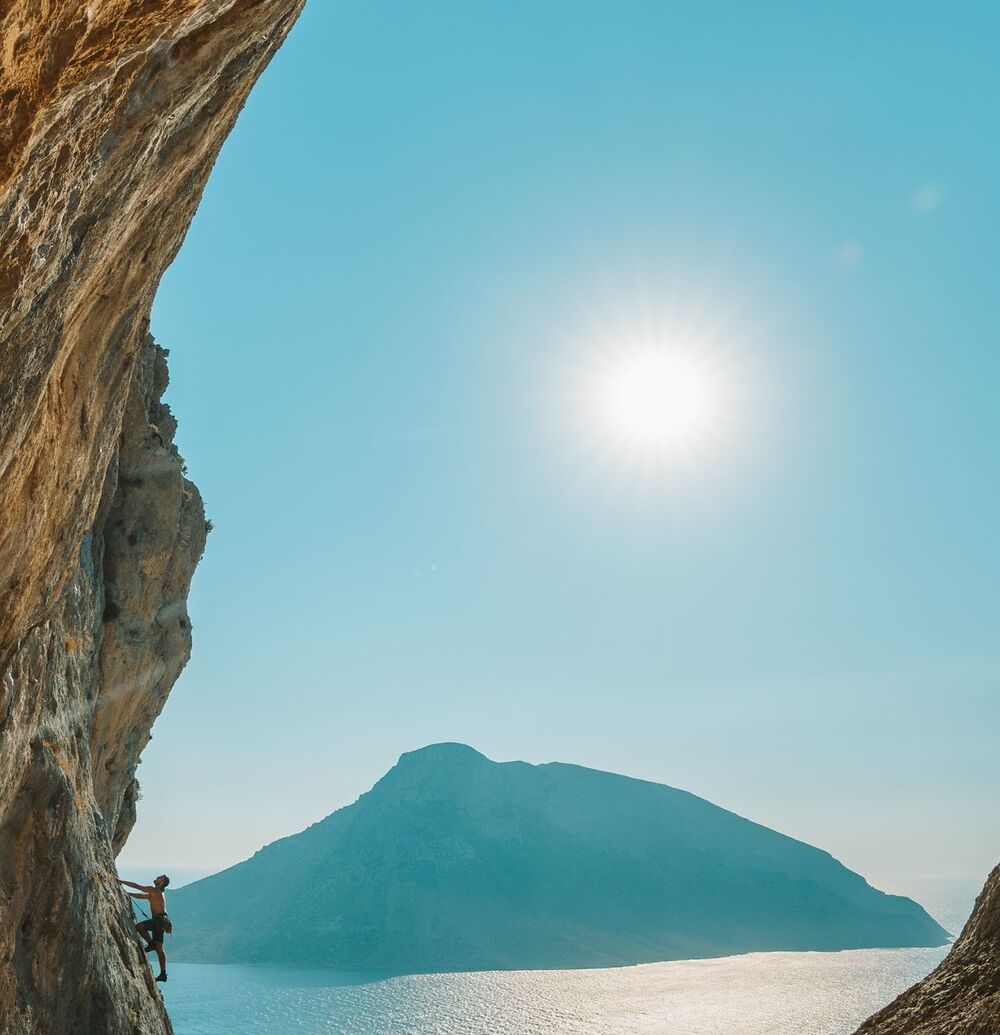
[121,741,988,896]
[120,1,998,887]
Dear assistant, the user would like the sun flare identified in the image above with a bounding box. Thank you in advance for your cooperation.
[597,351,720,452]
[549,302,763,492]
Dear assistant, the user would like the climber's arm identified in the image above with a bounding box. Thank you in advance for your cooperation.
[118,878,154,893]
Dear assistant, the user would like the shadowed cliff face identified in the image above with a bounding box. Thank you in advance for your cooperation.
[0,2,303,1031]
[855,864,1000,1035]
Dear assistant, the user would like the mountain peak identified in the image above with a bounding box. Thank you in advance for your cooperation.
[365,742,495,804]
[396,742,489,767]
[170,746,948,972]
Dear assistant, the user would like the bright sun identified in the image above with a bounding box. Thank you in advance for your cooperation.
[597,351,719,452]
[550,308,760,489]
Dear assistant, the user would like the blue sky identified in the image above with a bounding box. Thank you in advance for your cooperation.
[121,1,999,889]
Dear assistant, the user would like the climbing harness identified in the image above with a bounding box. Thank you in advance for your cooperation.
[127,894,173,937]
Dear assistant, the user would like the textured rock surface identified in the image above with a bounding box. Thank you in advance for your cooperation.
[0,337,203,1033]
[91,341,208,855]
[855,864,1000,1035]
[0,2,303,1031]
[0,0,302,657]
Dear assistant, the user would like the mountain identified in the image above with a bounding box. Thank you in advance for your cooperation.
[169,743,948,971]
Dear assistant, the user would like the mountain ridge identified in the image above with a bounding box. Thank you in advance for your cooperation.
[169,743,947,972]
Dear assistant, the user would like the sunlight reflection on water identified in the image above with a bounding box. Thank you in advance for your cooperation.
[162,881,976,1035]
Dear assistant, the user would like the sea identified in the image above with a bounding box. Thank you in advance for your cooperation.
[160,879,978,1035]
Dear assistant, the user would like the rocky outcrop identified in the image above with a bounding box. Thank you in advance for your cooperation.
[0,336,204,1033]
[91,339,208,855]
[0,2,303,1032]
[855,864,1000,1035]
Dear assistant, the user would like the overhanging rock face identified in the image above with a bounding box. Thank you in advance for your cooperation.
[855,864,1000,1035]
[0,2,304,1031]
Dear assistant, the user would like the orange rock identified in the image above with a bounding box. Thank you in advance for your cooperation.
[0,3,304,1031]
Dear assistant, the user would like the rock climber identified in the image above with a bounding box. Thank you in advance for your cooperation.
[118,875,171,983]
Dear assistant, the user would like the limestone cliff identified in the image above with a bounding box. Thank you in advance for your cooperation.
[0,2,303,1032]
[855,864,1000,1035]
[0,336,205,1033]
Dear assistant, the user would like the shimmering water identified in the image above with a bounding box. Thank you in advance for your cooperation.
[161,880,977,1035]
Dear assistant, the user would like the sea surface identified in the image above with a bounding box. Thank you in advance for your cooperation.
[161,880,977,1035]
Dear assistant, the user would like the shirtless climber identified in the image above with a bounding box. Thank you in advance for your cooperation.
[118,875,171,983]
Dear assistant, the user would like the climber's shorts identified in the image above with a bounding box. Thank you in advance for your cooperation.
[141,913,167,944]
